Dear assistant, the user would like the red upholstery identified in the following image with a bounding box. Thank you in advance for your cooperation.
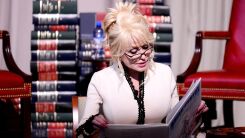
[224,0,245,71]
[177,0,245,100]
[177,0,245,128]
[0,70,24,88]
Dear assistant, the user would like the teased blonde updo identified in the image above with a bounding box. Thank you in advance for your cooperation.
[103,2,154,69]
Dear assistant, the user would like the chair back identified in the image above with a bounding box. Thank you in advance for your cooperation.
[223,0,245,71]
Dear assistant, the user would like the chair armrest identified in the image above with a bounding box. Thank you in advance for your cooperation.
[72,96,79,138]
[1,30,31,82]
[177,31,230,83]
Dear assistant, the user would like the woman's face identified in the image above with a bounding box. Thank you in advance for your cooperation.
[121,43,153,72]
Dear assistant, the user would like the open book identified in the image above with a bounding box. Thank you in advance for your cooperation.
[103,78,202,138]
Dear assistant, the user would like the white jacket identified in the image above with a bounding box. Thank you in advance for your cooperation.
[78,62,179,126]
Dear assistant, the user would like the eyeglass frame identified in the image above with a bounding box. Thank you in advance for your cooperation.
[124,43,153,60]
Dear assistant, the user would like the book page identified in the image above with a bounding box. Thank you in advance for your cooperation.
[166,78,202,138]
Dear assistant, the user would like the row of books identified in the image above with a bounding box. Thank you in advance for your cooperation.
[31,1,79,138]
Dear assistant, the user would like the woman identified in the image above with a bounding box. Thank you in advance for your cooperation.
[77,2,208,137]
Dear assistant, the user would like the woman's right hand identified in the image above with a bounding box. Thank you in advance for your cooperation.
[92,114,108,129]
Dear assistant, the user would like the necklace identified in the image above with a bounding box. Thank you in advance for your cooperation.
[124,67,145,124]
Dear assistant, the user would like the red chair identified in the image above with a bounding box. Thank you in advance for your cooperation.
[177,0,245,129]
[0,30,31,138]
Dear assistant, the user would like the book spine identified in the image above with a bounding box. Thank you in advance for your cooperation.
[32,72,77,81]
[123,0,165,5]
[31,91,76,103]
[33,1,77,14]
[32,122,73,129]
[31,31,76,40]
[33,14,79,25]
[32,102,72,113]
[154,52,171,63]
[31,61,76,73]
[153,33,173,42]
[31,39,77,50]
[32,81,76,92]
[34,25,77,31]
[138,5,170,16]
[154,42,171,53]
[144,15,171,24]
[31,112,73,122]
[149,23,172,33]
[31,128,73,138]
[31,50,77,61]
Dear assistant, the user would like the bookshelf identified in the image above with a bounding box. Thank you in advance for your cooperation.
[31,1,79,138]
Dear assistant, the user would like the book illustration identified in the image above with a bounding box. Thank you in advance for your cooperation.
[166,79,202,138]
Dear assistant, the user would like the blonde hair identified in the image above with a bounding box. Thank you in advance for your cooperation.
[103,2,155,73]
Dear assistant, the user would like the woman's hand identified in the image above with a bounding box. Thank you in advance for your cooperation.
[196,100,209,117]
[92,114,108,129]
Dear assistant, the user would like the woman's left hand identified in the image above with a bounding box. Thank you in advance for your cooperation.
[196,100,209,117]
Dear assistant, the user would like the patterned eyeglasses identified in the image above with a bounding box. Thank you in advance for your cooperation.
[124,44,153,60]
